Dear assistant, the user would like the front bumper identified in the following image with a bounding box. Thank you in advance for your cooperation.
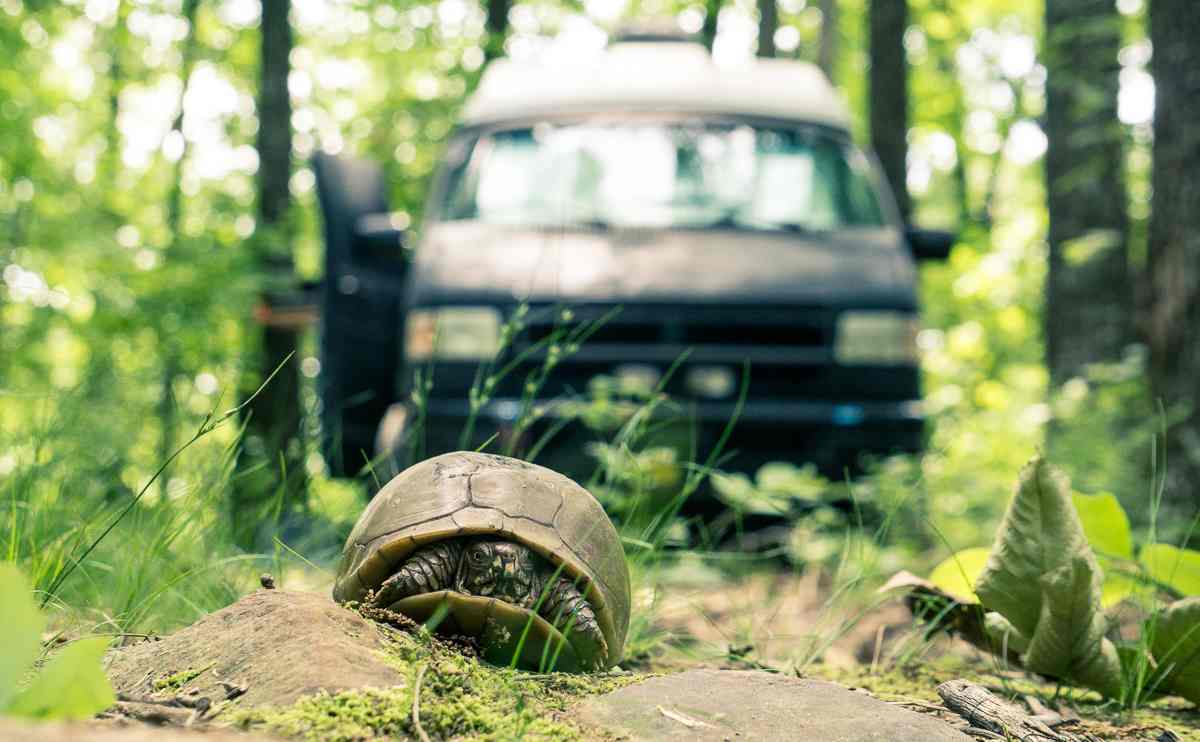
[378,395,925,477]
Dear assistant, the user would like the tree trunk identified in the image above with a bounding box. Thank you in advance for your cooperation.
[868,0,910,220]
[484,0,512,61]
[701,0,721,52]
[817,0,838,82]
[1043,0,1130,386]
[156,0,201,493]
[256,0,292,229]
[757,0,777,58]
[1145,0,1200,502]
[235,0,303,547]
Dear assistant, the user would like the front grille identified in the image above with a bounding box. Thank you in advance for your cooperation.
[520,304,831,351]
[684,323,824,347]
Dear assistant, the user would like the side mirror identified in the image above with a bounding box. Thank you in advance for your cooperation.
[905,227,956,261]
[353,212,407,264]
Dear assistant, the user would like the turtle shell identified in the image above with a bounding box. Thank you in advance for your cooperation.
[333,451,631,670]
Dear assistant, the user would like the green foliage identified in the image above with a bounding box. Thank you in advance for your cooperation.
[711,462,830,517]
[916,456,1200,705]
[973,457,1122,698]
[0,565,44,711]
[1072,490,1134,561]
[1151,597,1200,704]
[927,547,990,603]
[0,563,115,721]
[1140,544,1200,597]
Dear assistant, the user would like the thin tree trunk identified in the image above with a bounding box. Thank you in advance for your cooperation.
[103,0,129,191]
[817,0,838,81]
[156,0,201,493]
[256,0,292,228]
[1144,0,1200,502]
[701,0,721,52]
[484,0,512,61]
[1043,0,1130,386]
[236,0,302,547]
[757,0,777,58]
[868,0,910,220]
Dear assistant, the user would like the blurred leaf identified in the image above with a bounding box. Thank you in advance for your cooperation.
[1140,544,1200,596]
[974,457,1122,698]
[1071,491,1133,560]
[1099,570,1149,608]
[927,547,991,603]
[711,471,789,516]
[5,636,115,720]
[0,563,45,710]
[1151,596,1200,704]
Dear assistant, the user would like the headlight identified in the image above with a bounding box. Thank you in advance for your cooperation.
[834,311,919,365]
[405,307,502,361]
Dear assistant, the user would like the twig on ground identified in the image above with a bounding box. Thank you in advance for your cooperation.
[937,679,1080,742]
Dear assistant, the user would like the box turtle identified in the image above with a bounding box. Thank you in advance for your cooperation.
[333,451,631,672]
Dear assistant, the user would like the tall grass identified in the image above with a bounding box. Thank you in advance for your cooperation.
[0,363,308,635]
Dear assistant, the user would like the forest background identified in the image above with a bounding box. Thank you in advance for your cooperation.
[1,0,1198,635]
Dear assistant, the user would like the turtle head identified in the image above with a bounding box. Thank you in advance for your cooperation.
[457,539,540,607]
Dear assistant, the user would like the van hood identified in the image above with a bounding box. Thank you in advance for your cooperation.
[409,221,917,309]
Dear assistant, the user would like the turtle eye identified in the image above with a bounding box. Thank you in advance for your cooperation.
[469,549,488,565]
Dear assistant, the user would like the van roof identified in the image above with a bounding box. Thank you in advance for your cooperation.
[461,41,852,130]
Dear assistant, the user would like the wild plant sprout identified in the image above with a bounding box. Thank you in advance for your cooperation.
[900,455,1200,708]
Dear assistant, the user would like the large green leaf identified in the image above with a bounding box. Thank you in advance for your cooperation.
[928,547,991,603]
[1071,491,1133,560]
[0,563,46,710]
[1140,544,1200,596]
[1150,597,1200,704]
[973,457,1122,698]
[1022,556,1123,699]
[5,637,115,720]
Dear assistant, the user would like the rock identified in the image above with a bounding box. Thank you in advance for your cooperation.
[574,669,972,741]
[0,718,281,742]
[106,590,405,708]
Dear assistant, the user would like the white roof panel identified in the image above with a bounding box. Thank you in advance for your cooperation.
[462,42,852,130]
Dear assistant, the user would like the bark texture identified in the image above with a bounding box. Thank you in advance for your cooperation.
[1044,0,1130,385]
[1145,0,1200,501]
[868,0,910,220]
[937,680,1076,742]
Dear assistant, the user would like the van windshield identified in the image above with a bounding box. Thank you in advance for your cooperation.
[439,122,889,232]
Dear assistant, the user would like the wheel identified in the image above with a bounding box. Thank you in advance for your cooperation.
[313,151,406,476]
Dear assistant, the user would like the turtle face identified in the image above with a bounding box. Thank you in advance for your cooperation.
[457,540,540,607]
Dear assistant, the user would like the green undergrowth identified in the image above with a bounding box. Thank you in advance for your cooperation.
[231,608,647,741]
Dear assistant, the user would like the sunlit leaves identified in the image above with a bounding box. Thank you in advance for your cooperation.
[1072,490,1134,560]
[972,457,1122,698]
[1151,597,1200,704]
[1140,544,1200,597]
[0,564,44,710]
[0,563,115,720]
[927,546,990,603]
